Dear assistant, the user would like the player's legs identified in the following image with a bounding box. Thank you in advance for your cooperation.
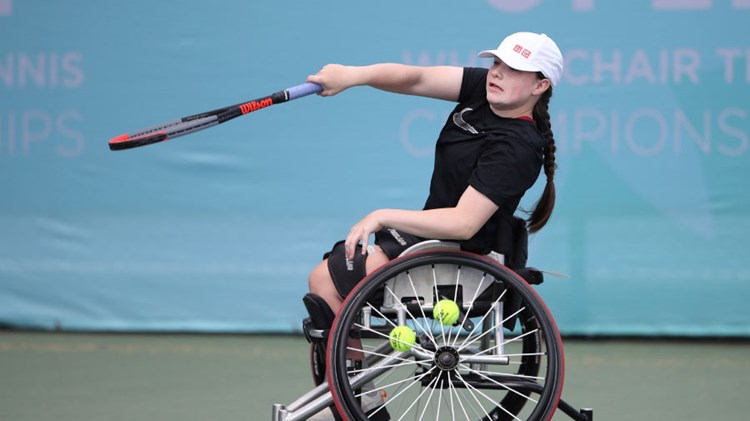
[307,247,391,420]
[309,246,390,361]
[308,246,390,312]
[308,261,344,313]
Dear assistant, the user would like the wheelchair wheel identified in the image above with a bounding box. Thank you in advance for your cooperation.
[327,250,564,421]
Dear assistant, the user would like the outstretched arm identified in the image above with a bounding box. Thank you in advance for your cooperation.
[344,186,499,259]
[307,63,463,102]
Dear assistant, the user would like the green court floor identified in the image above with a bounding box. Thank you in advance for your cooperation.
[1,332,748,420]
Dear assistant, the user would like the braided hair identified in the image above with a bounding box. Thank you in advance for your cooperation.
[527,78,557,233]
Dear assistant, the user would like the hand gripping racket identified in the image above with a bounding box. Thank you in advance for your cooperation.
[108,82,323,151]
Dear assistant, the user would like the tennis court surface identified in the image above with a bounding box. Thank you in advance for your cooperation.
[2,332,748,421]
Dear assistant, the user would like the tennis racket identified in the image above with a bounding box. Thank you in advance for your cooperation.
[108,82,323,151]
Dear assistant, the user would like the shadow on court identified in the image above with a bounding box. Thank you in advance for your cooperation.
[1,332,748,420]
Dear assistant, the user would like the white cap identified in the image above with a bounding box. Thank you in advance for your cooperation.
[478,32,564,87]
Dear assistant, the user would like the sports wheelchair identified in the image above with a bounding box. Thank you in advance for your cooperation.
[274,226,592,421]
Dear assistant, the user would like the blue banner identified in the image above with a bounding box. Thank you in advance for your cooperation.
[1,0,748,336]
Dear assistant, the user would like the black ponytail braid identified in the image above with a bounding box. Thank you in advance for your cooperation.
[527,82,557,233]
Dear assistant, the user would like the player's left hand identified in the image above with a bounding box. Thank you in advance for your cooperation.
[345,211,384,260]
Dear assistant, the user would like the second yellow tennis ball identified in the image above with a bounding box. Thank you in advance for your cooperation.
[433,299,460,326]
[389,325,416,351]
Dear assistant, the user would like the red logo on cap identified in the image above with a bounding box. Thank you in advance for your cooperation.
[513,44,532,59]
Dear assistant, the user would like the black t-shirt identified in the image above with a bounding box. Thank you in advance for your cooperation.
[423,67,547,254]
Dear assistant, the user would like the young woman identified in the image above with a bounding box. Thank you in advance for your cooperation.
[305,32,563,315]
[301,31,563,421]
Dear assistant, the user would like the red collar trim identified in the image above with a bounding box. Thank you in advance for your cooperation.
[516,116,536,123]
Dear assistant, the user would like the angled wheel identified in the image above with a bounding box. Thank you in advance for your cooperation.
[327,250,564,421]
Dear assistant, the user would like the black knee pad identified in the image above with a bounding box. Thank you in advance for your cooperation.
[326,240,367,298]
[302,293,336,386]
[375,228,422,259]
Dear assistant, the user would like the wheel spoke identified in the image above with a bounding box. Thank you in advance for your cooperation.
[384,283,436,347]
[447,377,472,421]
[448,265,462,345]
[431,266,449,347]
[444,378,456,421]
[369,363,418,417]
[394,374,439,421]
[353,365,421,400]
[416,376,440,421]
[456,290,509,351]
[353,323,435,357]
[452,370,495,421]
[457,305,524,354]
[450,273,488,348]
[405,272,439,346]
[434,379,444,421]
[365,302,400,330]
[458,362,539,403]
[348,359,425,376]
[469,367,545,382]
[346,346,431,369]
[472,328,539,357]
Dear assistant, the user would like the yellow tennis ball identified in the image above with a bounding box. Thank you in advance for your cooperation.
[389,326,416,351]
[433,299,460,326]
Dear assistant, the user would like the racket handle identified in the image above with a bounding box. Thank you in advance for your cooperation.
[286,82,323,100]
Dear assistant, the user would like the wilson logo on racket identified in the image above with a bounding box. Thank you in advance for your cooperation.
[240,98,274,114]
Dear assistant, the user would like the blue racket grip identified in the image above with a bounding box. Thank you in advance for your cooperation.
[286,82,323,100]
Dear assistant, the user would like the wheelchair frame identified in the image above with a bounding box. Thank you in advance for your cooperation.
[273,241,592,421]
